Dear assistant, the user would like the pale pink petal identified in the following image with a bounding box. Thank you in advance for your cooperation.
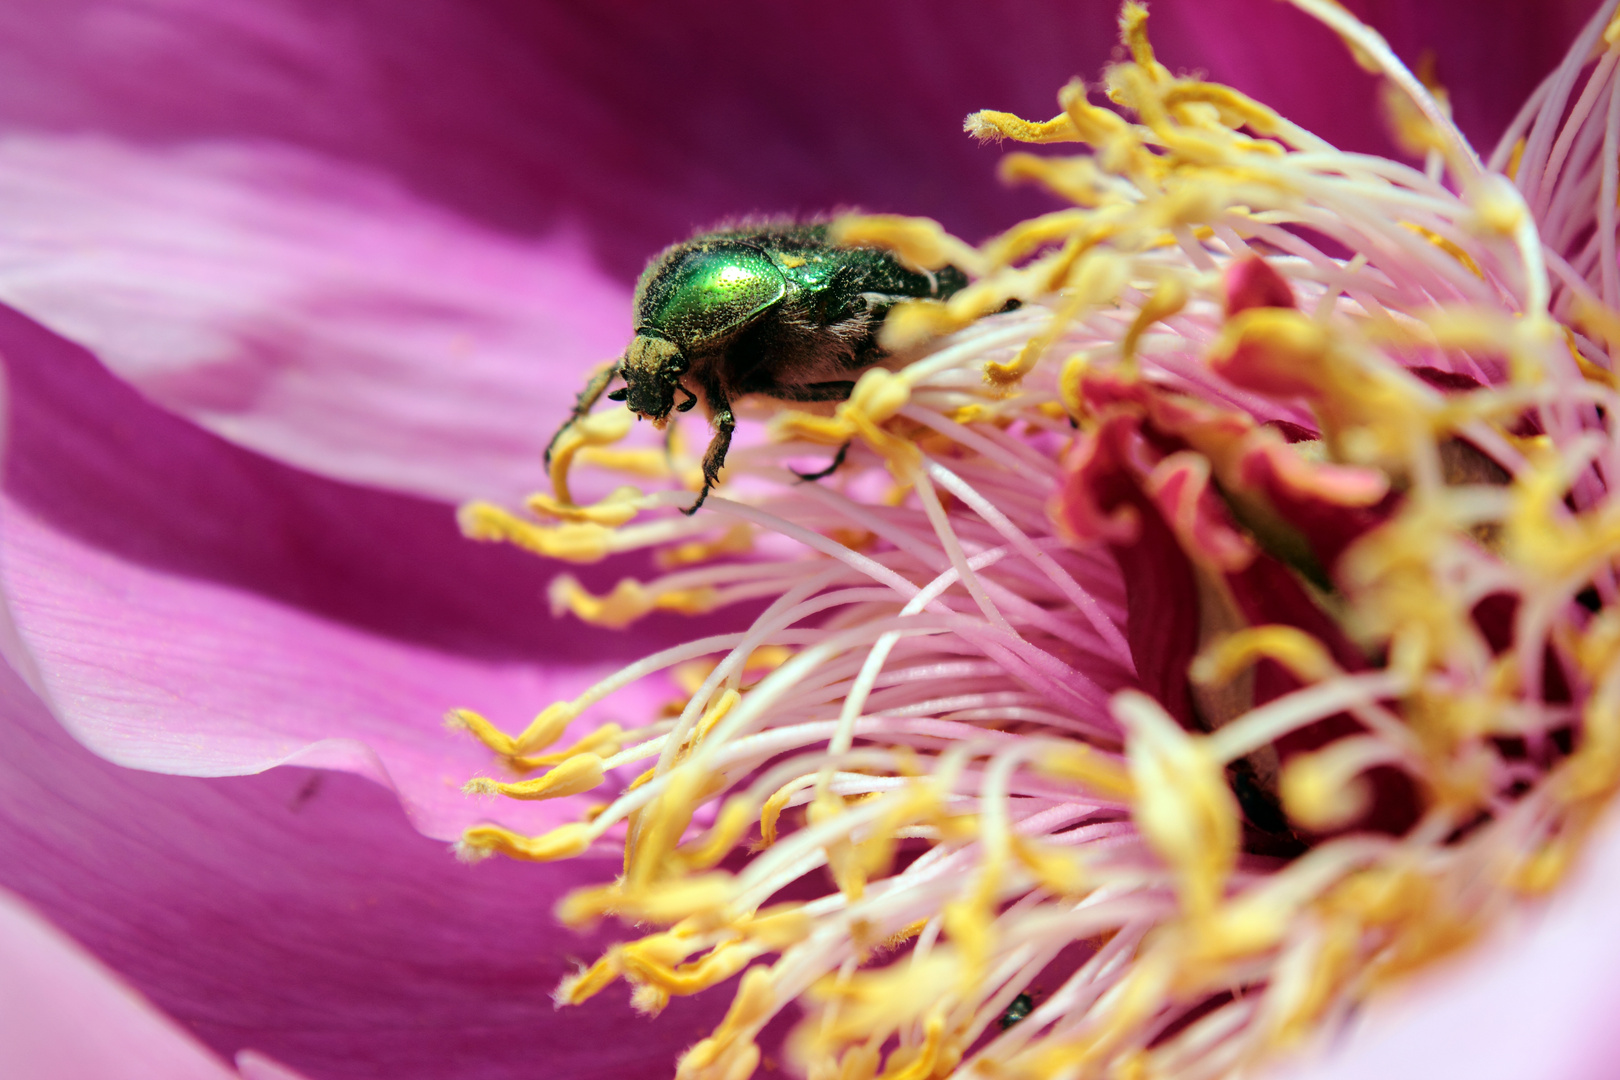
[0,135,627,505]
[0,885,240,1080]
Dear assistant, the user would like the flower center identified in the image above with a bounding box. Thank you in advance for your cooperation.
[449,2,1620,1077]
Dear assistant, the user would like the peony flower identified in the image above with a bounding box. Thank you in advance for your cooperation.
[0,1,1610,1079]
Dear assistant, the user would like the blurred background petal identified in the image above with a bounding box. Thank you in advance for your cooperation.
[0,657,733,1079]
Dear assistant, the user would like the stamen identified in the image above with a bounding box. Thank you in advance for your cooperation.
[446,3,1620,1077]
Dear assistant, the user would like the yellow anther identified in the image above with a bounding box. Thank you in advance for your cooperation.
[1058,78,1139,154]
[675,795,754,870]
[446,699,581,758]
[963,109,1081,145]
[777,369,923,479]
[626,767,707,890]
[998,154,1118,208]
[1162,82,1285,137]
[1380,79,1446,159]
[1058,351,1091,419]
[556,952,624,1005]
[878,297,970,350]
[987,252,1126,386]
[771,409,858,448]
[880,1012,949,1080]
[635,876,737,928]
[658,523,755,568]
[1121,275,1188,363]
[677,967,774,1080]
[738,904,813,950]
[808,951,956,1045]
[458,821,594,863]
[828,213,986,278]
[948,403,990,424]
[464,752,606,801]
[1279,747,1371,831]
[526,486,643,526]
[1469,174,1526,237]
[512,722,623,771]
[577,445,676,478]
[848,367,912,424]
[548,406,635,507]
[1116,692,1239,918]
[758,778,801,847]
[1399,222,1483,279]
[981,209,1093,266]
[457,502,615,563]
[684,689,741,754]
[1031,743,1135,801]
[549,575,719,629]
[631,982,671,1017]
[1510,832,1581,895]
[627,939,766,998]
[1011,836,1088,896]
[1119,2,1160,75]
[1190,625,1338,688]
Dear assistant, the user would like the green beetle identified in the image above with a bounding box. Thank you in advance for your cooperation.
[999,992,1034,1030]
[547,221,970,512]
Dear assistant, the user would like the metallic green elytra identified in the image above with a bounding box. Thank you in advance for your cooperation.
[999,993,1034,1030]
[547,221,970,513]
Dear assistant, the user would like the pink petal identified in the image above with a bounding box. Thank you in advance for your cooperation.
[0,885,306,1080]
[0,306,733,838]
[0,661,729,1080]
[0,135,628,505]
[1267,805,1620,1080]
[1157,0,1603,158]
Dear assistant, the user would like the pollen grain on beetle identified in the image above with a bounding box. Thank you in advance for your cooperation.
[451,1,1620,1078]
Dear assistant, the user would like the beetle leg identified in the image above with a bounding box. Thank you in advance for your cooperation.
[686,383,734,515]
[544,360,622,465]
[791,441,849,482]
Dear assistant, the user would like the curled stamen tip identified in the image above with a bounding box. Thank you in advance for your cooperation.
[463,776,502,797]
[451,837,496,864]
[963,111,1007,142]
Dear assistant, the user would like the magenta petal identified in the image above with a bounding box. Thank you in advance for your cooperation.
[0,307,737,837]
[0,135,628,504]
[1266,808,1620,1080]
[0,662,729,1080]
[0,887,242,1080]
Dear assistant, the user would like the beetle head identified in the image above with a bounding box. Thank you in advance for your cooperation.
[613,334,690,426]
